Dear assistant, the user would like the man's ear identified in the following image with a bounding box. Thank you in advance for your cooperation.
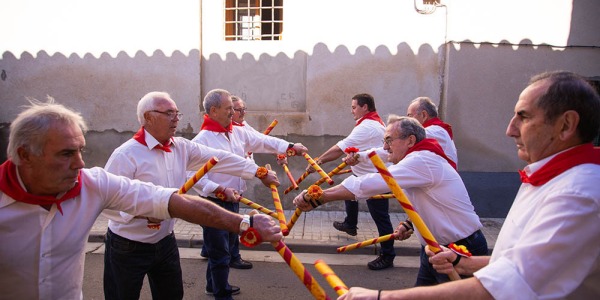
[558,110,580,141]
[407,135,417,148]
[17,147,32,164]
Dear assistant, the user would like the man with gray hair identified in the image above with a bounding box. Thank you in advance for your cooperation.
[101,91,281,299]
[293,116,487,285]
[406,97,458,165]
[192,88,307,299]
[0,98,282,299]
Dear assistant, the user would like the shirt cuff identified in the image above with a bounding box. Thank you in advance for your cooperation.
[341,176,367,201]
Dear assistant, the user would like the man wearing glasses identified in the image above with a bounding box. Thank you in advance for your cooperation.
[101,91,279,300]
[293,116,487,286]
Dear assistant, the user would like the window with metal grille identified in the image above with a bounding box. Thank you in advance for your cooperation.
[225,0,283,41]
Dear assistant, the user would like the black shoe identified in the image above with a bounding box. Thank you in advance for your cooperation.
[367,255,394,270]
[230,258,253,269]
[200,252,208,260]
[205,285,241,296]
[333,221,358,236]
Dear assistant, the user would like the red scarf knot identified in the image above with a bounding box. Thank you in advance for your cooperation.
[133,126,173,152]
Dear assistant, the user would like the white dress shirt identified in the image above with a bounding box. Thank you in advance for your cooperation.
[192,125,289,196]
[425,125,458,165]
[104,130,259,243]
[336,118,385,176]
[474,152,600,299]
[342,150,481,245]
[0,167,177,300]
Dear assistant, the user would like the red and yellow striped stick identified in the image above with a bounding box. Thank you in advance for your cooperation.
[370,194,395,199]
[272,241,330,300]
[179,157,219,194]
[266,164,289,235]
[368,151,461,281]
[333,169,352,175]
[139,157,221,230]
[285,208,303,235]
[238,197,278,219]
[263,119,278,135]
[312,161,348,186]
[336,232,399,253]
[314,259,349,296]
[284,170,311,194]
[277,153,299,190]
[303,153,334,185]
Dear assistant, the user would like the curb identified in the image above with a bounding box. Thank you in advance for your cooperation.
[90,231,438,257]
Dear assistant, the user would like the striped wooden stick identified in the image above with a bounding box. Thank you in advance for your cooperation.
[179,157,219,194]
[141,157,220,230]
[285,208,303,235]
[368,151,461,281]
[238,197,278,219]
[266,164,289,235]
[272,241,331,300]
[263,119,278,135]
[336,232,399,253]
[284,170,311,194]
[333,169,352,175]
[303,153,334,185]
[314,259,349,296]
[312,161,348,186]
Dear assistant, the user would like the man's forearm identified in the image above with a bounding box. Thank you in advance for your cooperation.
[321,185,356,204]
[168,194,242,234]
[381,277,492,300]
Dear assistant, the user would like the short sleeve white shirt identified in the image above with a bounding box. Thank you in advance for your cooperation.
[336,118,386,176]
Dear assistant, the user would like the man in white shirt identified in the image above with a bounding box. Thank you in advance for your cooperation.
[406,96,458,165]
[0,99,282,300]
[308,93,396,270]
[294,116,487,285]
[192,89,307,299]
[338,71,600,299]
[102,92,280,300]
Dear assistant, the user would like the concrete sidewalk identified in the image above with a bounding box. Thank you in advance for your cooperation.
[90,209,504,256]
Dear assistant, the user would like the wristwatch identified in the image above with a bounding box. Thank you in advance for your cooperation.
[239,214,251,234]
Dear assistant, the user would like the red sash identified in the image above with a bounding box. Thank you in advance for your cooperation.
[200,114,232,133]
[405,138,457,170]
[423,117,453,139]
[0,160,81,215]
[356,111,384,126]
[133,126,173,152]
[519,143,600,186]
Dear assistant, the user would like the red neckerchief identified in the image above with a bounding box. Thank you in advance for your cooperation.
[200,114,232,133]
[132,126,173,152]
[356,111,384,126]
[405,138,457,170]
[423,117,453,139]
[519,143,600,186]
[232,121,244,127]
[0,160,81,215]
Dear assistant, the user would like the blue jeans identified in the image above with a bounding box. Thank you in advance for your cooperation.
[204,198,237,300]
[202,201,240,262]
[343,199,396,258]
[104,229,183,300]
[415,229,488,286]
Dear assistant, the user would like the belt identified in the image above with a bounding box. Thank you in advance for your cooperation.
[453,229,483,246]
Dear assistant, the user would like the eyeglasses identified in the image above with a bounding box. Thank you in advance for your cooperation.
[233,108,247,113]
[383,137,401,147]
[150,110,183,119]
